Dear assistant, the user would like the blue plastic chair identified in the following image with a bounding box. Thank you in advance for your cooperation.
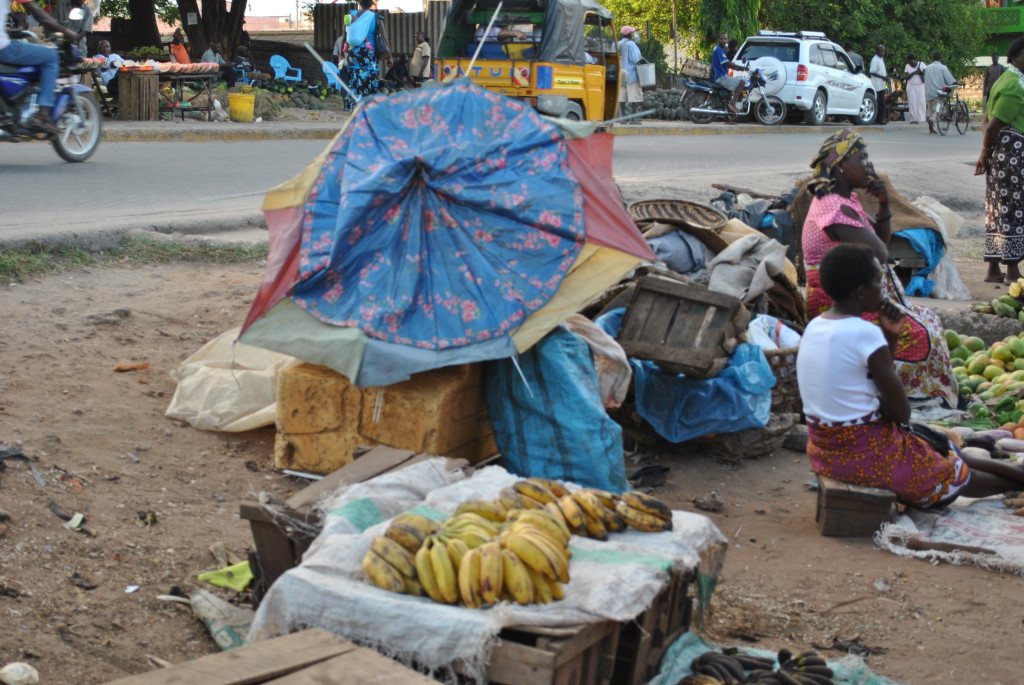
[322,61,344,90]
[270,55,302,82]
[233,65,255,86]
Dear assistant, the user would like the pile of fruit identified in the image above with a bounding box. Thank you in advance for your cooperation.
[641,89,686,120]
[361,479,673,607]
[970,278,1024,321]
[945,329,1024,426]
[683,649,834,685]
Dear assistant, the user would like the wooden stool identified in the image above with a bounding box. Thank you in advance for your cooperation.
[815,475,896,537]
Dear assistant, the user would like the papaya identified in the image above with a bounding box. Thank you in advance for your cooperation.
[964,336,986,352]
[992,343,1014,363]
[950,345,970,361]
[967,356,989,375]
[992,359,1007,370]
[1009,337,1024,358]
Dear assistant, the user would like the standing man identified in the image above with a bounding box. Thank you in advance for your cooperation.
[617,26,643,123]
[843,43,864,72]
[409,31,431,86]
[711,32,745,114]
[868,44,888,124]
[923,52,961,135]
[982,53,1006,124]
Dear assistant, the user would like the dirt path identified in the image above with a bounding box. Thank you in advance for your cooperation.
[0,247,1015,684]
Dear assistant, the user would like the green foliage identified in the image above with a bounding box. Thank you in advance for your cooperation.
[601,0,700,45]
[98,0,179,24]
[105,235,269,265]
[637,35,671,83]
[0,243,93,283]
[760,0,985,77]
[695,0,760,58]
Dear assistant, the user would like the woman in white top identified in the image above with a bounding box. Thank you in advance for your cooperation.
[797,244,1024,506]
[903,54,926,124]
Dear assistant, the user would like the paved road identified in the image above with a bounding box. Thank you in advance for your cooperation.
[0,126,986,245]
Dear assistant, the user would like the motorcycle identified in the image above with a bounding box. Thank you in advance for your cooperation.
[682,64,787,126]
[0,30,102,162]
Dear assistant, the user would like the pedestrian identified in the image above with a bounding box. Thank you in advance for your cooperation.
[923,52,961,135]
[983,53,1006,124]
[169,27,190,64]
[58,0,92,54]
[843,43,864,72]
[974,37,1024,284]
[903,53,926,125]
[617,26,643,123]
[93,39,122,96]
[341,0,392,109]
[409,31,431,86]
[868,44,888,124]
[711,32,745,114]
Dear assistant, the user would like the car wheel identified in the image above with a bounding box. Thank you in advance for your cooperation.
[804,90,827,125]
[850,92,876,126]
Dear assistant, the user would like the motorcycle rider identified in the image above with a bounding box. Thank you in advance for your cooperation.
[712,32,745,114]
[0,0,81,136]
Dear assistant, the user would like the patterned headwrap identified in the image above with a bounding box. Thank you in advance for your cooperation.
[807,128,867,196]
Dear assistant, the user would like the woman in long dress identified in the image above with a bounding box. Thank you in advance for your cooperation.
[801,128,958,407]
[976,37,1024,284]
[342,0,391,108]
[903,54,926,125]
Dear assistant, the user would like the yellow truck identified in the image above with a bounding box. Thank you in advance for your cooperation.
[434,0,620,121]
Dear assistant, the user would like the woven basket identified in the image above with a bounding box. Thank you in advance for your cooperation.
[629,200,729,254]
[764,346,801,415]
[681,58,712,79]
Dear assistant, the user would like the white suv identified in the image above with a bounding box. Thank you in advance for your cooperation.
[735,30,877,125]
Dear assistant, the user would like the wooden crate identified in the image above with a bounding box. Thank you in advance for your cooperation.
[617,275,750,379]
[103,628,437,684]
[816,475,896,537]
[118,71,158,121]
[610,570,694,685]
[240,446,468,602]
[458,621,619,685]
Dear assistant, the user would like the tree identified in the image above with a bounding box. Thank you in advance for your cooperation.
[694,0,760,58]
[98,0,246,58]
[760,0,985,77]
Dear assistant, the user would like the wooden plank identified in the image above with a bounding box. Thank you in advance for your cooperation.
[264,647,439,684]
[818,476,895,504]
[485,638,557,685]
[818,508,892,537]
[104,630,358,685]
[285,446,417,510]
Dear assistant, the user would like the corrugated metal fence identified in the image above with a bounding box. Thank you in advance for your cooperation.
[313,0,450,56]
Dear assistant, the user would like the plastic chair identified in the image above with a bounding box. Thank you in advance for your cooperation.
[270,55,302,82]
[322,61,344,90]
[233,65,255,86]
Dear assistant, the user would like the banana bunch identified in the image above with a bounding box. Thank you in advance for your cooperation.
[615,490,674,532]
[684,649,834,685]
[362,513,442,595]
[778,650,835,685]
[687,651,750,684]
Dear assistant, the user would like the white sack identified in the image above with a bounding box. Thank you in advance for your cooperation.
[561,314,632,408]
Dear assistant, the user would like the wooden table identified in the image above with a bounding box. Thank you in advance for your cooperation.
[118,70,159,121]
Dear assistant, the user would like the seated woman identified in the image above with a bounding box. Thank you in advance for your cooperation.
[802,128,957,407]
[798,244,1024,506]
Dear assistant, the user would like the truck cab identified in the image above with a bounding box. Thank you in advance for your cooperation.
[435,0,620,121]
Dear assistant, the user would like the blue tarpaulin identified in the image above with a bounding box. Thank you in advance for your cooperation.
[894,228,944,297]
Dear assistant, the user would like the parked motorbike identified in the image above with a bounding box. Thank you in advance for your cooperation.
[682,62,786,126]
[0,30,102,162]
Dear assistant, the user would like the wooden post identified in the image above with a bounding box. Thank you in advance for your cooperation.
[672,0,678,74]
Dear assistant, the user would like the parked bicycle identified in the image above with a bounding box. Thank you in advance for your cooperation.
[935,85,969,136]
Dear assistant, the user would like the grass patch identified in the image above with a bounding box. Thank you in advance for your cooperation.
[104,234,269,265]
[0,242,95,282]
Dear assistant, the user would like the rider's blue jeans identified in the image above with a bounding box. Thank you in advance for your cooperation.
[0,40,58,108]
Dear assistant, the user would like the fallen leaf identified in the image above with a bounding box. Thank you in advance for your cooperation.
[114,362,151,372]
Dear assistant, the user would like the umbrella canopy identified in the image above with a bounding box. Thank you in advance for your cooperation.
[241,79,653,386]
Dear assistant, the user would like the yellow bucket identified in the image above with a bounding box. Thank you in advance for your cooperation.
[229,93,255,122]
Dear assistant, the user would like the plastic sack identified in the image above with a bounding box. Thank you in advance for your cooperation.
[645,229,712,275]
[485,327,628,492]
[345,10,375,47]
[747,314,801,351]
[596,309,774,444]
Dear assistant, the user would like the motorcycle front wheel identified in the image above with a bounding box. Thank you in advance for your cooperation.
[754,96,786,126]
[53,93,101,163]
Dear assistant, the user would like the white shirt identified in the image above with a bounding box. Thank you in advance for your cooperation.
[474,25,500,42]
[0,0,12,51]
[869,54,887,91]
[94,51,123,84]
[796,315,887,422]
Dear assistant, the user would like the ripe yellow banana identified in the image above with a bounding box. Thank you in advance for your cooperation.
[621,490,673,521]
[404,576,427,597]
[583,488,620,510]
[392,512,441,535]
[545,573,565,600]
[455,499,508,522]
[571,492,609,541]
[604,509,628,533]
[525,565,553,603]
[500,548,535,604]
[361,549,406,593]
[429,536,459,604]
[572,490,609,523]
[444,537,469,569]
[496,488,529,512]
[415,539,446,603]
[615,500,674,532]
[510,511,569,547]
[478,541,504,605]
[513,479,557,505]
[556,494,587,533]
[529,477,569,498]
[508,520,564,552]
[444,512,500,537]
[458,548,483,608]
[505,530,567,582]
[371,535,418,579]
[385,521,427,553]
[521,529,570,582]
[449,525,494,549]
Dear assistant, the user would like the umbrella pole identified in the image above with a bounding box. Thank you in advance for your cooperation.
[304,41,361,105]
[460,1,503,80]
[600,108,656,126]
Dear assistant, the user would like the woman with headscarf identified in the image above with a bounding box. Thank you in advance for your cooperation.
[975,37,1024,285]
[341,0,392,108]
[903,53,926,125]
[802,128,957,407]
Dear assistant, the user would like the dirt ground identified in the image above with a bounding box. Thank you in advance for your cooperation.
[0,236,1017,685]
